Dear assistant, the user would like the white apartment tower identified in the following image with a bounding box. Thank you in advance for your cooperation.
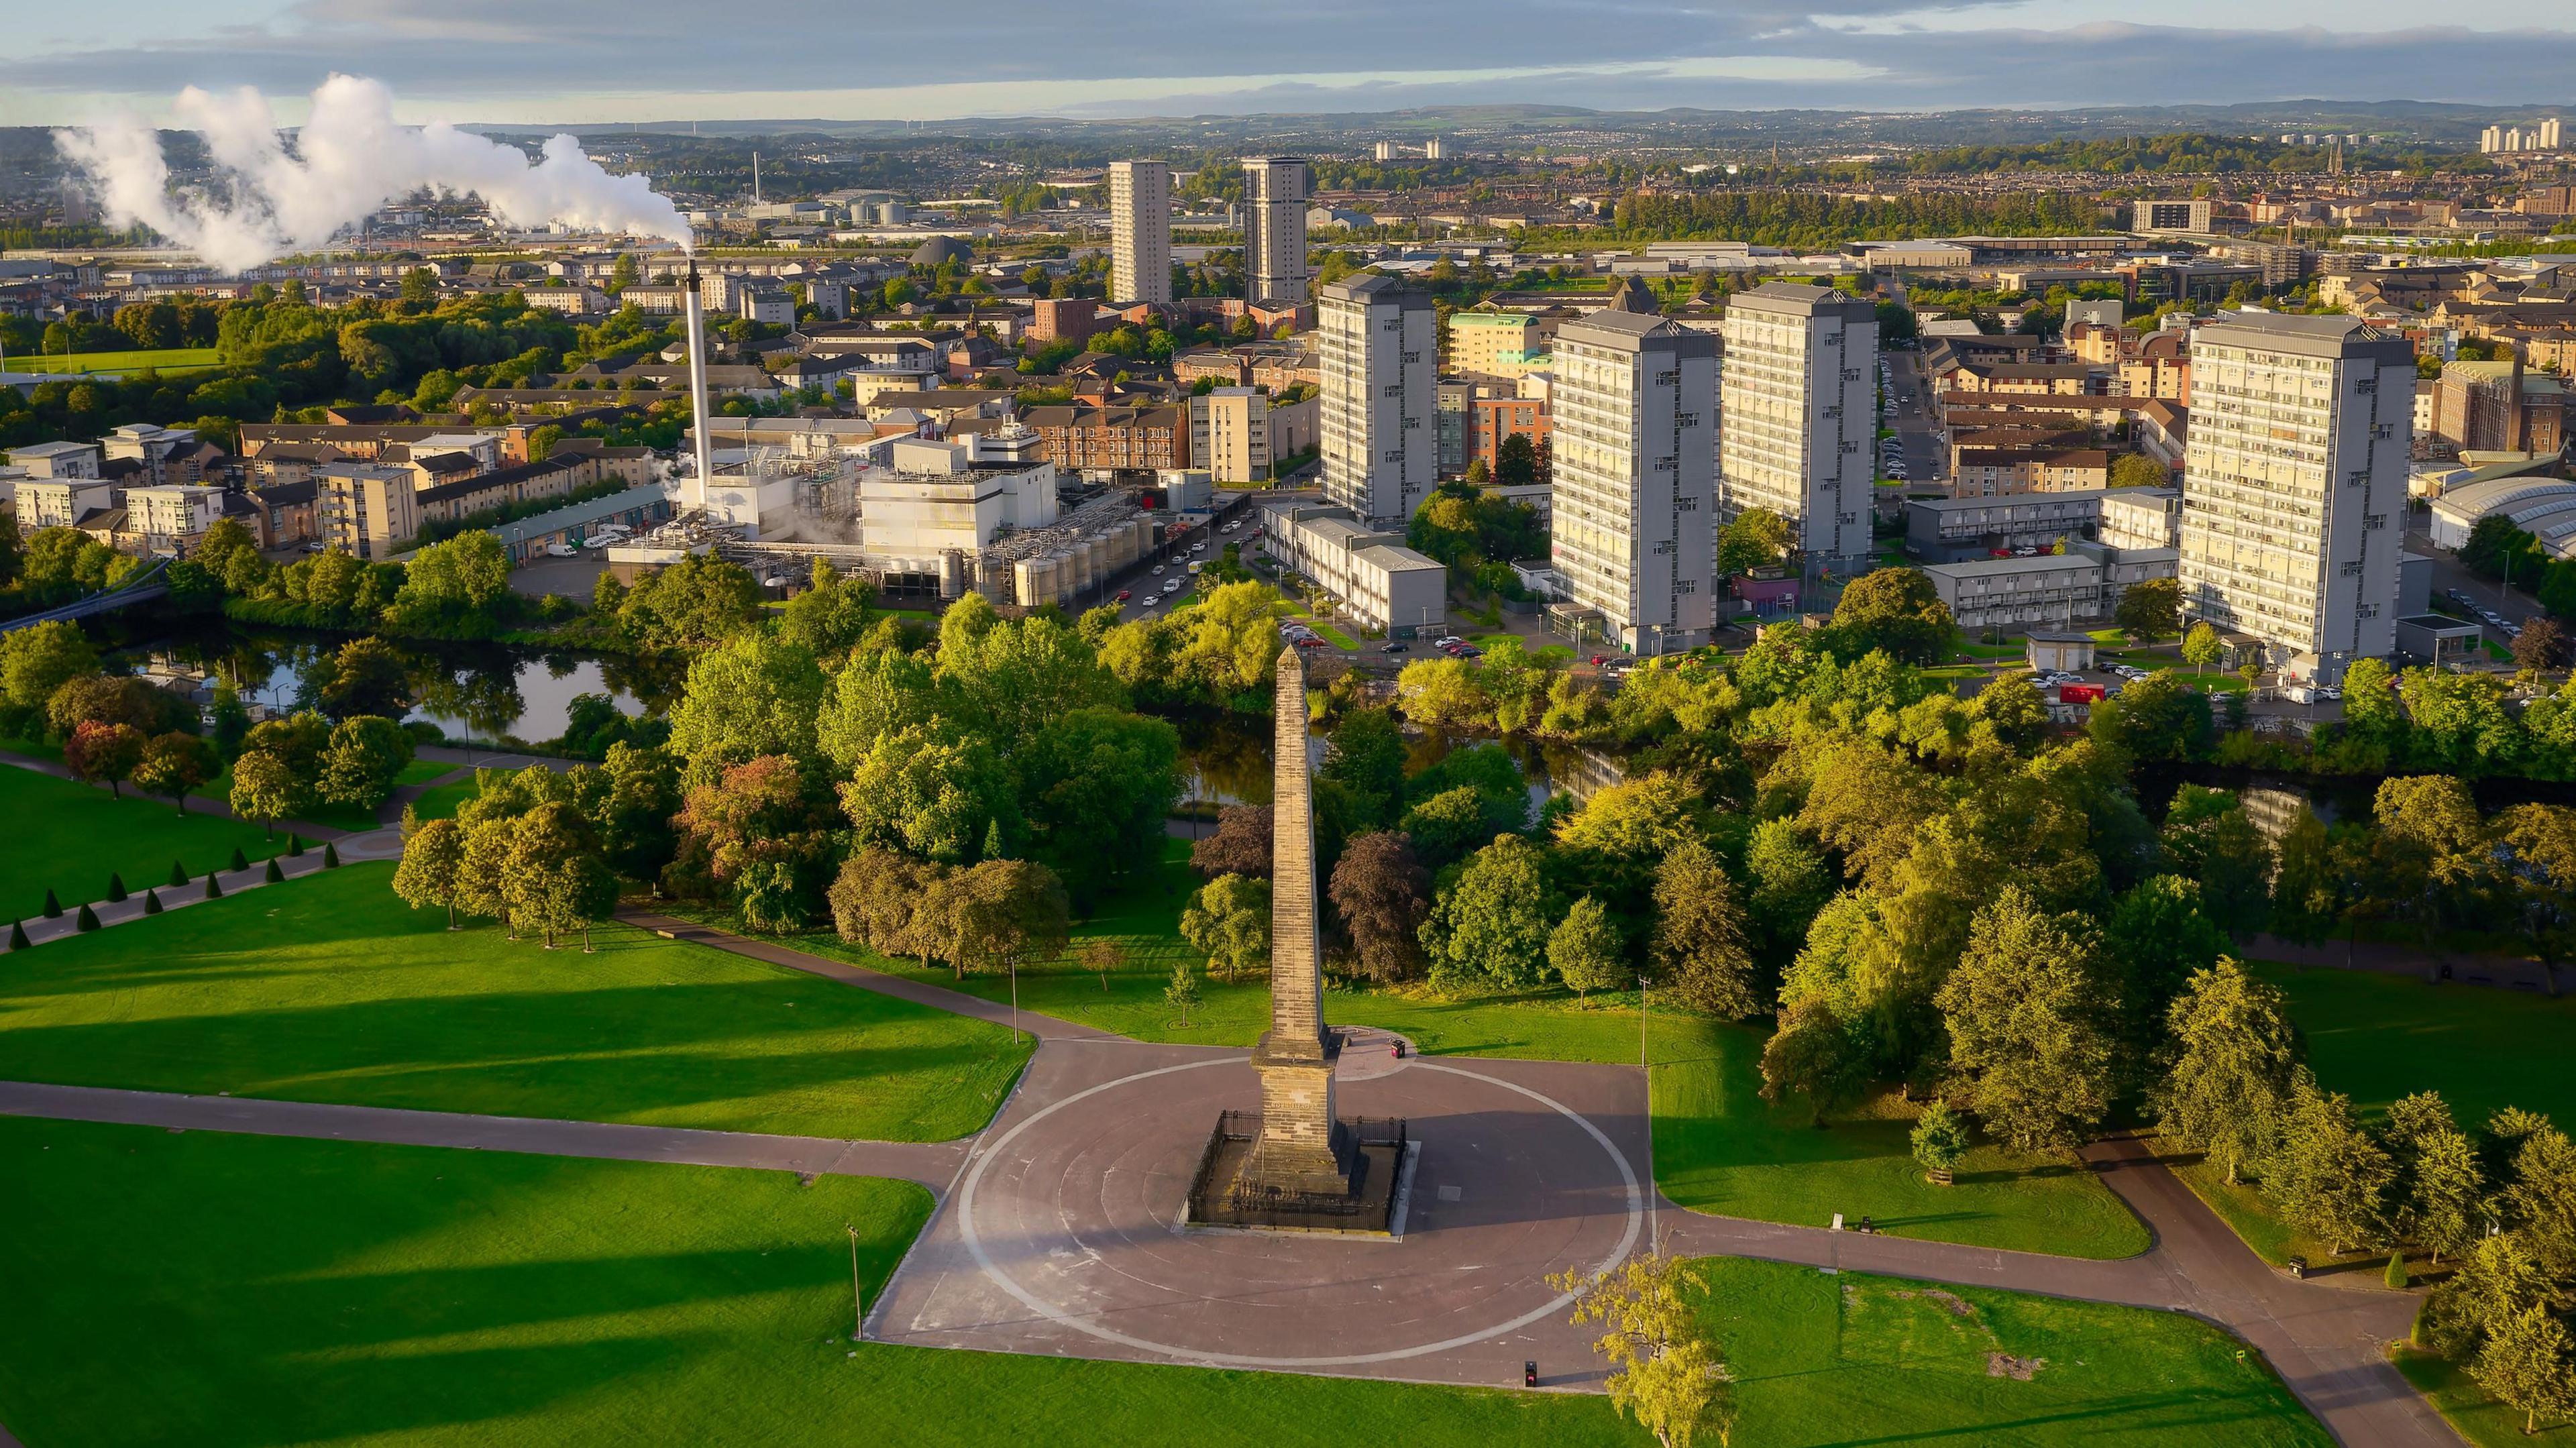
[1318,274,1436,523]
[2178,312,2414,681]
[1550,311,1717,657]
[1719,282,1877,563]
[1242,156,1312,304]
[1108,160,1172,305]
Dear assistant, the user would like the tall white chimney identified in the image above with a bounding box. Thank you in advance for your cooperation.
[683,257,715,505]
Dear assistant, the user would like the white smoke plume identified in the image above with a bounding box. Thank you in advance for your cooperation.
[53,74,692,274]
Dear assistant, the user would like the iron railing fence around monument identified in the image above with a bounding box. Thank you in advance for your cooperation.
[1185,1114,1411,1229]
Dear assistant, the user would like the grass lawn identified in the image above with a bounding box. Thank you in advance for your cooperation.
[0,1118,2324,1448]
[0,765,274,923]
[0,862,1030,1141]
[1654,1034,2151,1260]
[2253,960,2576,1128]
[0,1117,1631,1448]
[0,734,64,763]
[395,757,455,787]
[7,346,223,374]
[1698,1256,2330,1446]
[1305,618,1361,650]
[405,776,480,822]
[2395,1345,2576,1446]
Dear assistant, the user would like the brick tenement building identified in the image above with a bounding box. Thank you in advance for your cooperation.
[1028,298,1103,347]
[1024,404,1189,471]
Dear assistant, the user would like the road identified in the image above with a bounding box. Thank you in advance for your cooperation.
[1880,345,1946,490]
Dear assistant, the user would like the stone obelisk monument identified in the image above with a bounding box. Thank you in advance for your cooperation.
[1230,647,1350,1196]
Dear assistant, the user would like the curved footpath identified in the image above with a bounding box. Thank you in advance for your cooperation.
[0,897,2463,1447]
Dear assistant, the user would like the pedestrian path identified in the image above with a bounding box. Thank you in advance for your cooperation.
[0,1080,969,1189]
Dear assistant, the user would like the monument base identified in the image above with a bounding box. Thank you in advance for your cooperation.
[1183,1112,1412,1237]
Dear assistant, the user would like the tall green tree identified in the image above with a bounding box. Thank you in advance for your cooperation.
[1550,895,1631,1002]
[1742,819,1834,971]
[2472,1306,2576,1439]
[1551,1251,1731,1448]
[392,817,468,928]
[504,801,618,949]
[1934,887,2117,1152]
[131,731,218,816]
[2269,1072,2396,1258]
[665,633,828,777]
[2180,621,2222,675]
[1180,872,1271,983]
[227,748,306,838]
[1716,508,1792,577]
[1320,708,1408,830]
[2114,576,2181,641]
[1828,567,1957,665]
[1760,997,1870,1127]
[2151,960,2300,1184]
[318,715,415,810]
[1420,834,1556,991]
[1651,840,1762,1019]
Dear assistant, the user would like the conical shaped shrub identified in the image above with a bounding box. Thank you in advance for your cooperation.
[75,904,101,932]
[169,860,190,888]
[323,842,341,869]
[286,834,305,858]
[42,888,62,919]
[205,873,223,900]
[7,920,27,951]
[229,847,249,873]
[264,858,285,884]
[107,873,127,903]
[143,889,163,915]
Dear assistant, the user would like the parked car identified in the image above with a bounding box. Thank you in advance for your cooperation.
[1162,579,1181,594]
[1151,564,1165,575]
[1116,589,1132,602]
[1383,643,1409,654]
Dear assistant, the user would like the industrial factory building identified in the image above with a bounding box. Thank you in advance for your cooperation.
[1260,502,1448,638]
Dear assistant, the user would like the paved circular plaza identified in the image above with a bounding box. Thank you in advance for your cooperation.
[940,1047,1642,1370]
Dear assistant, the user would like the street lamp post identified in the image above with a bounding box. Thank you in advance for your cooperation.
[846,1223,866,1341]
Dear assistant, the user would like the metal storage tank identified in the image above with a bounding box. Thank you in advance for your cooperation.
[1014,555,1059,608]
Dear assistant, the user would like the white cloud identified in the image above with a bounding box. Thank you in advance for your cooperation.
[1,0,2571,122]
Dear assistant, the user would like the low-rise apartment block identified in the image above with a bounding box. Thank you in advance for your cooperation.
[121,484,225,552]
[318,463,425,561]
[1262,502,1448,637]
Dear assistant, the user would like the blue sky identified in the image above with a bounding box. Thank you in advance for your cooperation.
[5,0,2574,127]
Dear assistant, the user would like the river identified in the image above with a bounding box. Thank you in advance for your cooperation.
[91,618,684,748]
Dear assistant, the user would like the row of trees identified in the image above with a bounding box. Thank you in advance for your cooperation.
[171,518,537,641]
[2157,959,2576,1434]
[394,803,619,949]
[0,286,635,453]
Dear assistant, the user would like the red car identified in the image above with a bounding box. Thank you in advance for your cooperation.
[1116,589,1132,602]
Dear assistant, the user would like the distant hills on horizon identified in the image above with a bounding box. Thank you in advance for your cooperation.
[457,99,2576,145]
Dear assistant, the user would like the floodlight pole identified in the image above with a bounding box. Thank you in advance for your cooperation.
[847,1223,865,1341]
